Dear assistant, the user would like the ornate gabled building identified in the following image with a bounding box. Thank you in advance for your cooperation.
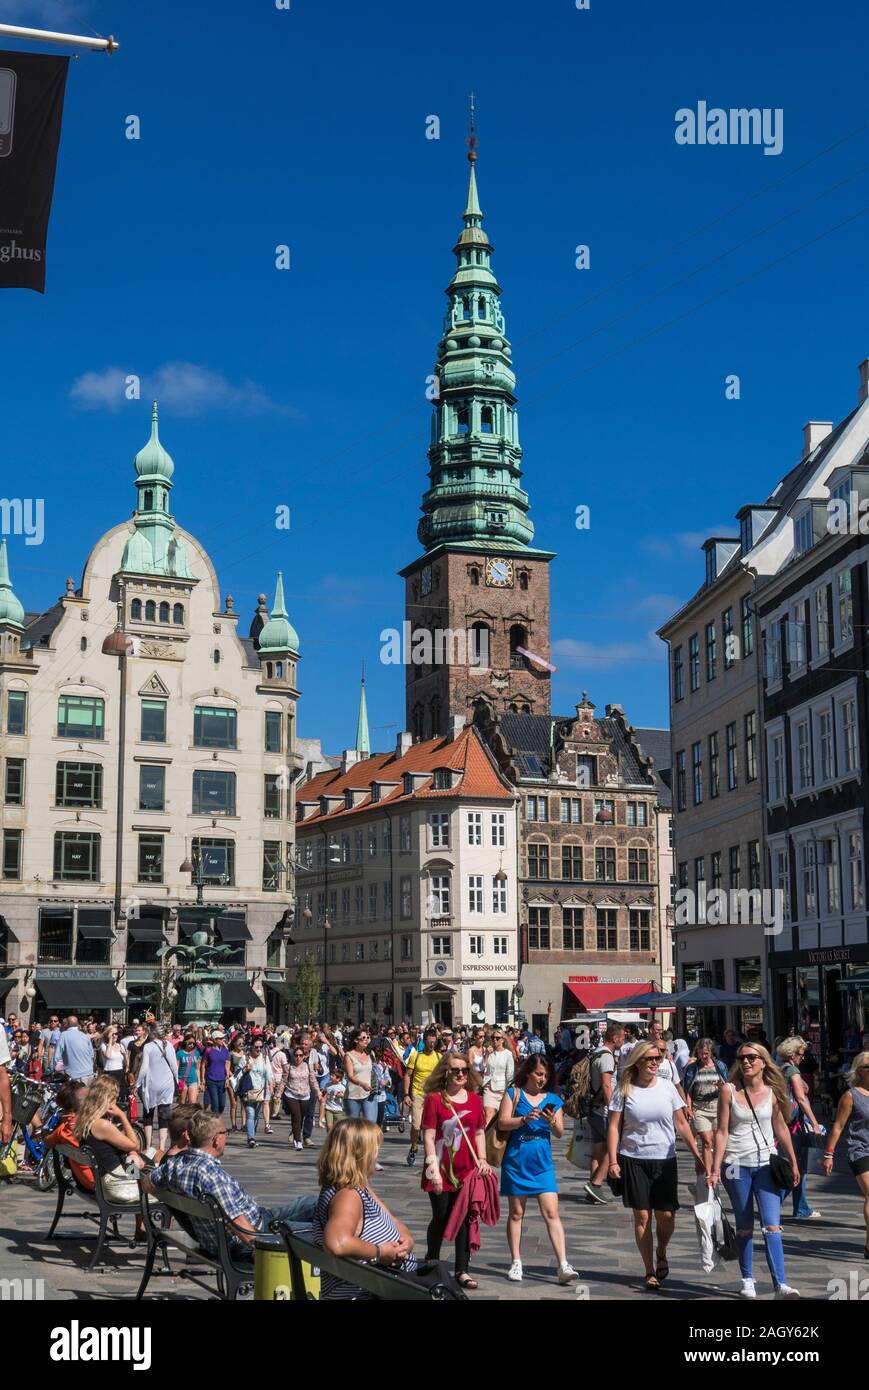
[475,698,668,1038]
[0,406,301,1026]
[400,139,555,740]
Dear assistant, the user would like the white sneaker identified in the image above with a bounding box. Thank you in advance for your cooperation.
[557,1260,579,1285]
[775,1283,801,1299]
[507,1259,523,1282]
[739,1278,757,1299]
[294,1141,302,1151]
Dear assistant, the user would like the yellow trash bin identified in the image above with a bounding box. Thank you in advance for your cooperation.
[254,1232,320,1300]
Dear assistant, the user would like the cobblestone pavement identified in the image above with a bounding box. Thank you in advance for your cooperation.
[0,1116,865,1301]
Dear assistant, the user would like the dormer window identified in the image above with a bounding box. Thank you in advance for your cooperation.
[370,783,380,803]
[740,514,752,554]
[433,768,452,790]
[403,773,413,795]
[705,549,716,585]
[794,509,814,557]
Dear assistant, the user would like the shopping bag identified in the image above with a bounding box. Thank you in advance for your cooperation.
[565,1134,584,1170]
[693,1184,722,1273]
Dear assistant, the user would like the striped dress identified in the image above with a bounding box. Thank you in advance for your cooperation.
[312,1185,417,1299]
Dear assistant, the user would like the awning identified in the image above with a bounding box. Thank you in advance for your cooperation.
[220,982,263,1010]
[263,981,294,1000]
[36,978,125,1008]
[128,925,165,943]
[215,918,251,943]
[0,976,16,998]
[565,981,656,1012]
[77,922,112,940]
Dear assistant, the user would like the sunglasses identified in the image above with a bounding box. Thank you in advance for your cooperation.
[643,1056,661,1065]
[739,1054,760,1063]
[449,1066,468,1076]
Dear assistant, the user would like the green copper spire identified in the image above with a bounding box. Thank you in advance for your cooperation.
[120,402,193,578]
[355,667,370,755]
[0,539,25,629]
[416,119,538,554]
[258,571,300,656]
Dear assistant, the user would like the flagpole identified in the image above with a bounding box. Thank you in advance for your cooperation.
[0,24,119,52]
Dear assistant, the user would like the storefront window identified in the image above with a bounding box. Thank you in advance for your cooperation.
[736,957,763,1034]
[796,967,822,1056]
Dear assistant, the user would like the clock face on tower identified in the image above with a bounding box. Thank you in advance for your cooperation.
[485,557,514,588]
[420,566,432,595]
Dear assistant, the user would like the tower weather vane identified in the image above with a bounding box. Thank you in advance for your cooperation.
[467,90,478,161]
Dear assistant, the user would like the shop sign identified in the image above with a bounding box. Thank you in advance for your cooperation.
[807,948,852,964]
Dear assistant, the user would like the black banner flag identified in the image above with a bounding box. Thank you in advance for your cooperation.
[0,50,69,292]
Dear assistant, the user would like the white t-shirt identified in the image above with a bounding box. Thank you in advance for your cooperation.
[616,1040,639,1077]
[609,1078,685,1160]
[657,1056,678,1085]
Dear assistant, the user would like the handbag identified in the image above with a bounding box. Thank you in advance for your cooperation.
[607,1108,625,1196]
[741,1084,796,1189]
[719,1211,739,1262]
[237,1069,254,1100]
[485,1086,521,1168]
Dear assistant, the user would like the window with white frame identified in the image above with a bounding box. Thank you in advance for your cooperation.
[766,621,782,684]
[560,797,581,823]
[400,815,412,852]
[467,812,482,846]
[527,795,548,822]
[795,720,813,791]
[400,875,412,919]
[355,885,364,920]
[428,812,450,848]
[794,509,813,556]
[817,708,835,783]
[626,801,648,827]
[383,880,391,913]
[840,696,859,774]
[726,724,738,791]
[492,875,507,913]
[789,600,807,669]
[772,845,790,920]
[818,836,840,915]
[768,730,785,802]
[848,831,864,912]
[354,829,363,861]
[369,883,378,920]
[468,934,484,956]
[356,942,364,961]
[430,873,451,915]
[491,812,506,846]
[432,935,451,957]
[493,935,508,955]
[401,935,413,960]
[814,585,830,659]
[837,570,854,646]
[468,875,484,913]
[341,887,350,921]
[801,841,817,917]
[368,827,378,858]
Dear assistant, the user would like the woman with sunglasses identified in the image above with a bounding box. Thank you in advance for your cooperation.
[607,1039,702,1291]
[481,1029,515,1126]
[421,1052,491,1290]
[711,1043,801,1299]
[343,1029,378,1123]
[820,1050,869,1259]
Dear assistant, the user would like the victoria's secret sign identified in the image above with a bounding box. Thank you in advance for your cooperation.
[807,948,852,964]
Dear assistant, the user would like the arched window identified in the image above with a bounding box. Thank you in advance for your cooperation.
[213,649,220,665]
[469,566,480,587]
[143,490,153,511]
[519,571,529,591]
[276,662,284,679]
[80,637,87,652]
[457,408,469,436]
[510,624,527,669]
[481,406,494,434]
[412,703,424,741]
[478,296,486,319]
[172,603,184,624]
[266,662,273,679]
[462,296,471,321]
[509,703,518,713]
[145,600,156,622]
[470,622,490,668]
[429,697,441,737]
[159,601,170,623]
[521,703,531,714]
[131,599,142,620]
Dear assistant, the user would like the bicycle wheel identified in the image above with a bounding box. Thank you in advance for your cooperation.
[37,1153,56,1191]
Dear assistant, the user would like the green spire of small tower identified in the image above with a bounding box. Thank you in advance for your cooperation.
[120,402,193,577]
[0,539,25,629]
[417,101,538,554]
[258,571,300,656]
[355,666,370,756]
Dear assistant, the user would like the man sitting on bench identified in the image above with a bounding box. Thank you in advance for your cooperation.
[144,1110,316,1257]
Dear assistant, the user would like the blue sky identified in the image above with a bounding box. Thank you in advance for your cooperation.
[3,0,869,753]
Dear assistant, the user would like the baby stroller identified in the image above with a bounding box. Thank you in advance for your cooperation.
[382,1089,406,1133]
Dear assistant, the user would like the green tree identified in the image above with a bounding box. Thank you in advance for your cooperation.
[294,954,322,1023]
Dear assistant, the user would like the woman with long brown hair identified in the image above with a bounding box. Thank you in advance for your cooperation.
[711,1041,801,1299]
[73,1074,145,1206]
[421,1051,491,1290]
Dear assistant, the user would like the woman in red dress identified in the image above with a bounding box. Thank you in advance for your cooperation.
[421,1051,491,1290]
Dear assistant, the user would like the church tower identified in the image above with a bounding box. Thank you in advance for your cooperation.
[401,110,554,740]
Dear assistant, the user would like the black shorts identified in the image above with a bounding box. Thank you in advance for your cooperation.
[587,1110,608,1144]
[620,1154,680,1213]
[849,1155,869,1177]
[146,1103,172,1127]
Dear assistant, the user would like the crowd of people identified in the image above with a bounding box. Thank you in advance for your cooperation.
[2,1008,868,1300]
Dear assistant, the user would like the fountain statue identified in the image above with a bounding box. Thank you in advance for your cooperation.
[158,929,235,1026]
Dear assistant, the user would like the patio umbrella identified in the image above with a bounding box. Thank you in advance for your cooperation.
[673,986,765,1007]
[604,989,678,1009]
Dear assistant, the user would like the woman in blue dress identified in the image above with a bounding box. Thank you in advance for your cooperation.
[497,1054,579,1286]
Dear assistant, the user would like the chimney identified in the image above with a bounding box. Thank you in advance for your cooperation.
[395,731,413,758]
[448,714,466,741]
[340,749,360,774]
[860,360,869,405]
[802,421,833,458]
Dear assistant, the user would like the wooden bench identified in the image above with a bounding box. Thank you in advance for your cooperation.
[136,1182,257,1302]
[48,1140,139,1270]
[267,1224,468,1301]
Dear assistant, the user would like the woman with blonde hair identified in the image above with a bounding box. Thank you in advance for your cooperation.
[608,1039,702,1291]
[711,1041,801,1299]
[73,1074,145,1206]
[481,1027,515,1125]
[312,1117,416,1299]
[820,1050,869,1259]
[776,1036,824,1220]
[421,1051,491,1289]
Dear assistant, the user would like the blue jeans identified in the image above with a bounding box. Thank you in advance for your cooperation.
[260,1195,317,1235]
[303,1091,319,1140]
[245,1102,262,1141]
[722,1163,787,1287]
[790,1130,814,1218]
[344,1096,378,1122]
[205,1078,225,1114]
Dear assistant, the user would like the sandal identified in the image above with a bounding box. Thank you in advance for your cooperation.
[456,1273,478,1290]
[655,1253,670,1282]
[643,1274,660,1292]
[264,1127,274,1134]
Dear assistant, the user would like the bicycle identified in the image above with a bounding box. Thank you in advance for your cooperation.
[0,1075,63,1189]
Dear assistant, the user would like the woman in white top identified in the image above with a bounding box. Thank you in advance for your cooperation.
[711,1042,801,1300]
[482,1029,515,1125]
[137,1027,180,1153]
[98,1025,127,1098]
[608,1039,702,1291]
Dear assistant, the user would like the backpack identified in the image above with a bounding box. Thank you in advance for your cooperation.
[563,1048,609,1119]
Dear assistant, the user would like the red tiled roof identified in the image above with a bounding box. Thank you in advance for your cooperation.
[296,726,513,825]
